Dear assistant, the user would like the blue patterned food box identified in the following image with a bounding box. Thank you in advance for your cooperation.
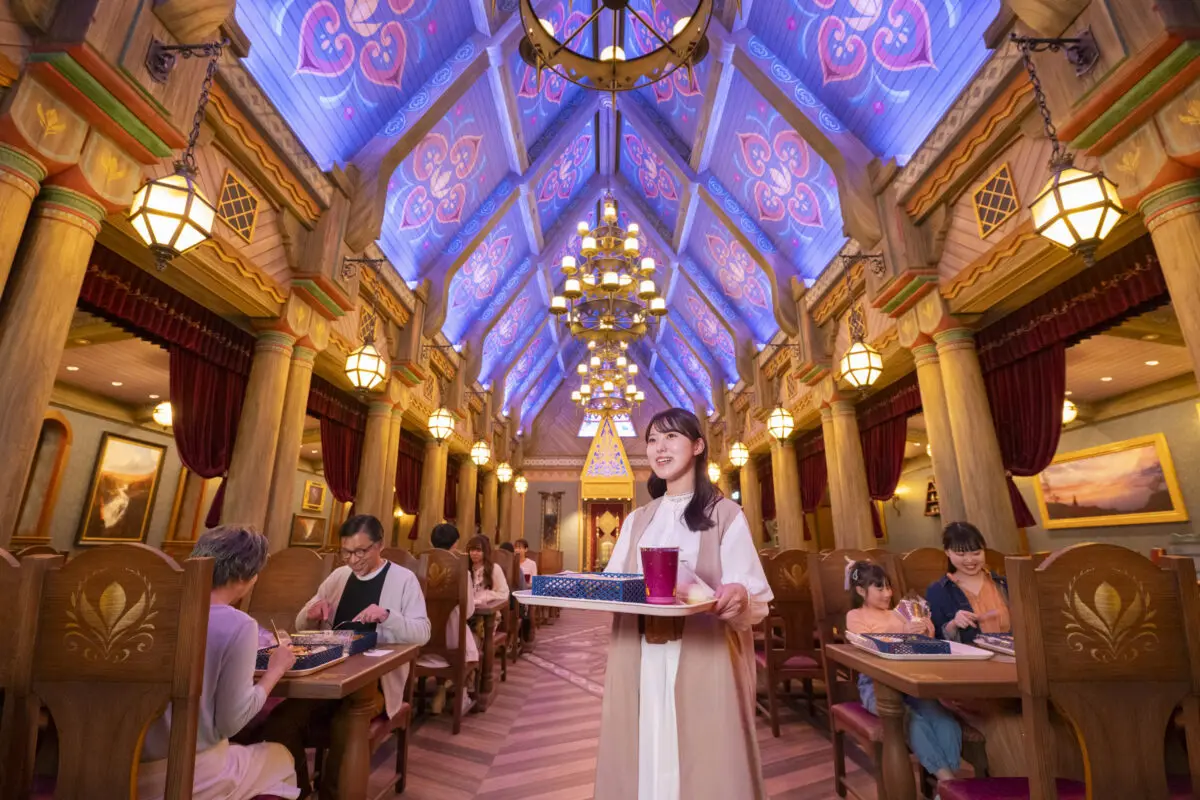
[255,642,343,672]
[859,633,950,656]
[532,572,647,603]
[292,629,378,655]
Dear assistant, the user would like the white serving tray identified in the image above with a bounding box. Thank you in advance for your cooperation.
[846,631,994,661]
[972,637,1016,657]
[513,589,716,617]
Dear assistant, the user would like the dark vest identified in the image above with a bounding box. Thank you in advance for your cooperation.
[333,562,390,632]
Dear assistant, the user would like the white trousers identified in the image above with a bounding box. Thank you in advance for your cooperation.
[137,739,300,800]
[638,637,683,800]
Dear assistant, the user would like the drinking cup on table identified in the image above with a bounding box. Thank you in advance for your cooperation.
[640,547,680,605]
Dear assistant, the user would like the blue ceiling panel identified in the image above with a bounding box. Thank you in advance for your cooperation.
[479,281,545,384]
[535,118,597,232]
[619,116,683,236]
[504,323,555,410]
[685,201,778,343]
[510,0,594,150]
[441,204,531,343]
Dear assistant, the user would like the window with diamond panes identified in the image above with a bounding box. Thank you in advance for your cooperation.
[217,170,259,243]
[972,163,1019,239]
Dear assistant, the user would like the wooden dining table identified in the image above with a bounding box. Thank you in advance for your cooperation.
[471,597,507,712]
[269,644,420,799]
[824,644,1019,800]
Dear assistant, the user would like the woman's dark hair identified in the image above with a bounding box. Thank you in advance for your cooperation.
[340,514,384,543]
[431,523,460,550]
[191,525,269,588]
[847,560,891,609]
[466,534,495,590]
[498,542,515,553]
[942,521,987,573]
[514,538,529,548]
[644,407,718,532]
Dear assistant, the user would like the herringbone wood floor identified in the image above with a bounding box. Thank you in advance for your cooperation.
[363,610,874,799]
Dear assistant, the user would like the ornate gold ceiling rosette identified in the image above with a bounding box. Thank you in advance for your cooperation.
[517,0,714,95]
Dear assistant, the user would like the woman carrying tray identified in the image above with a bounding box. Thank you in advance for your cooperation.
[596,408,772,800]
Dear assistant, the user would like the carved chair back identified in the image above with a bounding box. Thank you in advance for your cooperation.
[539,548,563,575]
[246,547,333,633]
[1009,544,1200,799]
[382,547,425,593]
[417,549,470,663]
[898,547,948,598]
[762,550,818,663]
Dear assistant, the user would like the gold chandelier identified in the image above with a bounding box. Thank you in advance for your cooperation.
[570,339,645,413]
[515,0,715,96]
[550,196,666,344]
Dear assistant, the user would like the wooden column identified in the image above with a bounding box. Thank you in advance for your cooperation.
[0,146,43,298]
[382,406,404,524]
[1142,180,1200,382]
[911,338,966,524]
[819,407,845,548]
[415,439,448,549]
[0,187,105,546]
[262,345,316,551]
[354,399,394,523]
[480,469,499,539]
[829,399,875,550]
[508,486,526,542]
[497,480,513,542]
[718,471,735,499]
[771,440,804,550]
[456,459,478,537]
[738,455,764,543]
[221,331,295,531]
[934,328,1019,553]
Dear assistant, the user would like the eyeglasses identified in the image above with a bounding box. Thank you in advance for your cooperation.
[339,542,380,561]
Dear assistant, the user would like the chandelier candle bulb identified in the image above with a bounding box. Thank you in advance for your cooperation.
[572,390,582,402]
[576,220,589,235]
[616,355,627,369]
[628,363,638,376]
[581,383,592,395]
[582,236,597,255]
[625,232,639,251]
[601,271,620,290]
[563,278,582,298]
[635,390,645,403]
[627,222,639,236]
[561,255,577,274]
[550,295,567,314]
[590,355,601,368]
[600,45,626,62]
[638,279,656,299]
[603,201,617,221]
[650,297,667,316]
[577,363,588,375]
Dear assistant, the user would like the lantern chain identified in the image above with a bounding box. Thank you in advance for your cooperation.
[1010,30,1098,169]
[163,39,228,176]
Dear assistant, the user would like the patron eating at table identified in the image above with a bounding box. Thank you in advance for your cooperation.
[267,514,430,796]
[139,525,301,800]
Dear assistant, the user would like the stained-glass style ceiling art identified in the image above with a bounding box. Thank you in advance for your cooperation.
[503,323,556,409]
[686,202,778,344]
[442,204,531,343]
[480,281,544,385]
[535,118,597,232]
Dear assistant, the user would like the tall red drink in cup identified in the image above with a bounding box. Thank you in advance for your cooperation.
[640,546,680,605]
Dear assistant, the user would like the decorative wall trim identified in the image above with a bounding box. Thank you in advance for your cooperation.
[198,237,288,304]
[941,225,1038,300]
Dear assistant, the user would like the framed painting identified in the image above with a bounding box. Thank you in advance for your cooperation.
[302,480,327,511]
[290,514,327,548]
[1032,433,1188,530]
[76,433,167,545]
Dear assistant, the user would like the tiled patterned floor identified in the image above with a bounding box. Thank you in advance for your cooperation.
[363,610,872,799]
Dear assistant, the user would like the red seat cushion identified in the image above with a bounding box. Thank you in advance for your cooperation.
[940,776,1191,800]
[754,651,820,672]
[831,701,883,743]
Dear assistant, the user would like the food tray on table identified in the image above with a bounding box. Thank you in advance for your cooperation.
[255,643,348,677]
[292,629,378,656]
[846,631,994,661]
[973,633,1015,656]
[513,589,715,617]
[532,572,648,603]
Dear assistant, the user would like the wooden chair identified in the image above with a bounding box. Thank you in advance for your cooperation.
[414,549,477,735]
[940,544,1200,800]
[14,545,62,560]
[491,550,516,680]
[244,547,334,633]
[0,548,22,791]
[382,547,425,593]
[0,544,213,799]
[897,547,948,599]
[540,548,563,575]
[757,550,823,736]
[984,548,1008,576]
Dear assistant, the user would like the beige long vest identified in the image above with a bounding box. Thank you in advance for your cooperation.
[594,496,767,800]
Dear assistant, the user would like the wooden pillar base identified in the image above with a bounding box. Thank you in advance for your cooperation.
[829,399,875,550]
[480,469,499,540]
[912,340,966,525]
[739,455,764,544]
[416,440,448,550]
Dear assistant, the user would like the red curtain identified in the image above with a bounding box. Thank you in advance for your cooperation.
[758,454,775,530]
[797,436,826,542]
[984,343,1066,527]
[81,245,254,373]
[168,346,246,527]
[320,416,362,505]
[860,415,909,539]
[395,431,424,523]
[444,456,460,522]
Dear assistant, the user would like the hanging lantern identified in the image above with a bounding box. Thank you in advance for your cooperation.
[1062,399,1078,425]
[707,461,721,484]
[470,439,491,466]
[496,462,513,483]
[152,401,173,427]
[839,340,884,389]
[514,475,529,494]
[729,441,750,467]
[345,341,387,391]
[767,406,794,441]
[428,407,455,442]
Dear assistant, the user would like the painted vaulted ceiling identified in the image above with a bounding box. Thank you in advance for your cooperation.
[237,0,1000,433]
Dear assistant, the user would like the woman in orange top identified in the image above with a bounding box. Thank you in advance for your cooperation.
[846,561,962,783]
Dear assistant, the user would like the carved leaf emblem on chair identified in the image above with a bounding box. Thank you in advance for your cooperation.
[64,569,158,663]
[1062,570,1158,664]
[778,564,807,592]
[427,561,453,593]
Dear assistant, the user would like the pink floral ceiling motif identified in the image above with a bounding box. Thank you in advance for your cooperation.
[538,132,592,204]
[737,128,822,230]
[488,295,530,353]
[705,229,769,311]
[809,0,935,86]
[297,0,417,89]
[627,0,704,105]
[398,128,483,231]
[685,295,736,363]
[516,2,590,104]
[623,132,679,206]
[449,229,512,310]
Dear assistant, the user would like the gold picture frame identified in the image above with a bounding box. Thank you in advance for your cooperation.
[290,514,327,548]
[76,433,167,545]
[1032,433,1188,530]
[301,479,327,512]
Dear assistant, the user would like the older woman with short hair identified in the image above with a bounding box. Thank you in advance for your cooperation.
[138,525,301,800]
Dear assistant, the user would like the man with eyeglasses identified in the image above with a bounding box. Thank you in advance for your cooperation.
[275,514,430,795]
